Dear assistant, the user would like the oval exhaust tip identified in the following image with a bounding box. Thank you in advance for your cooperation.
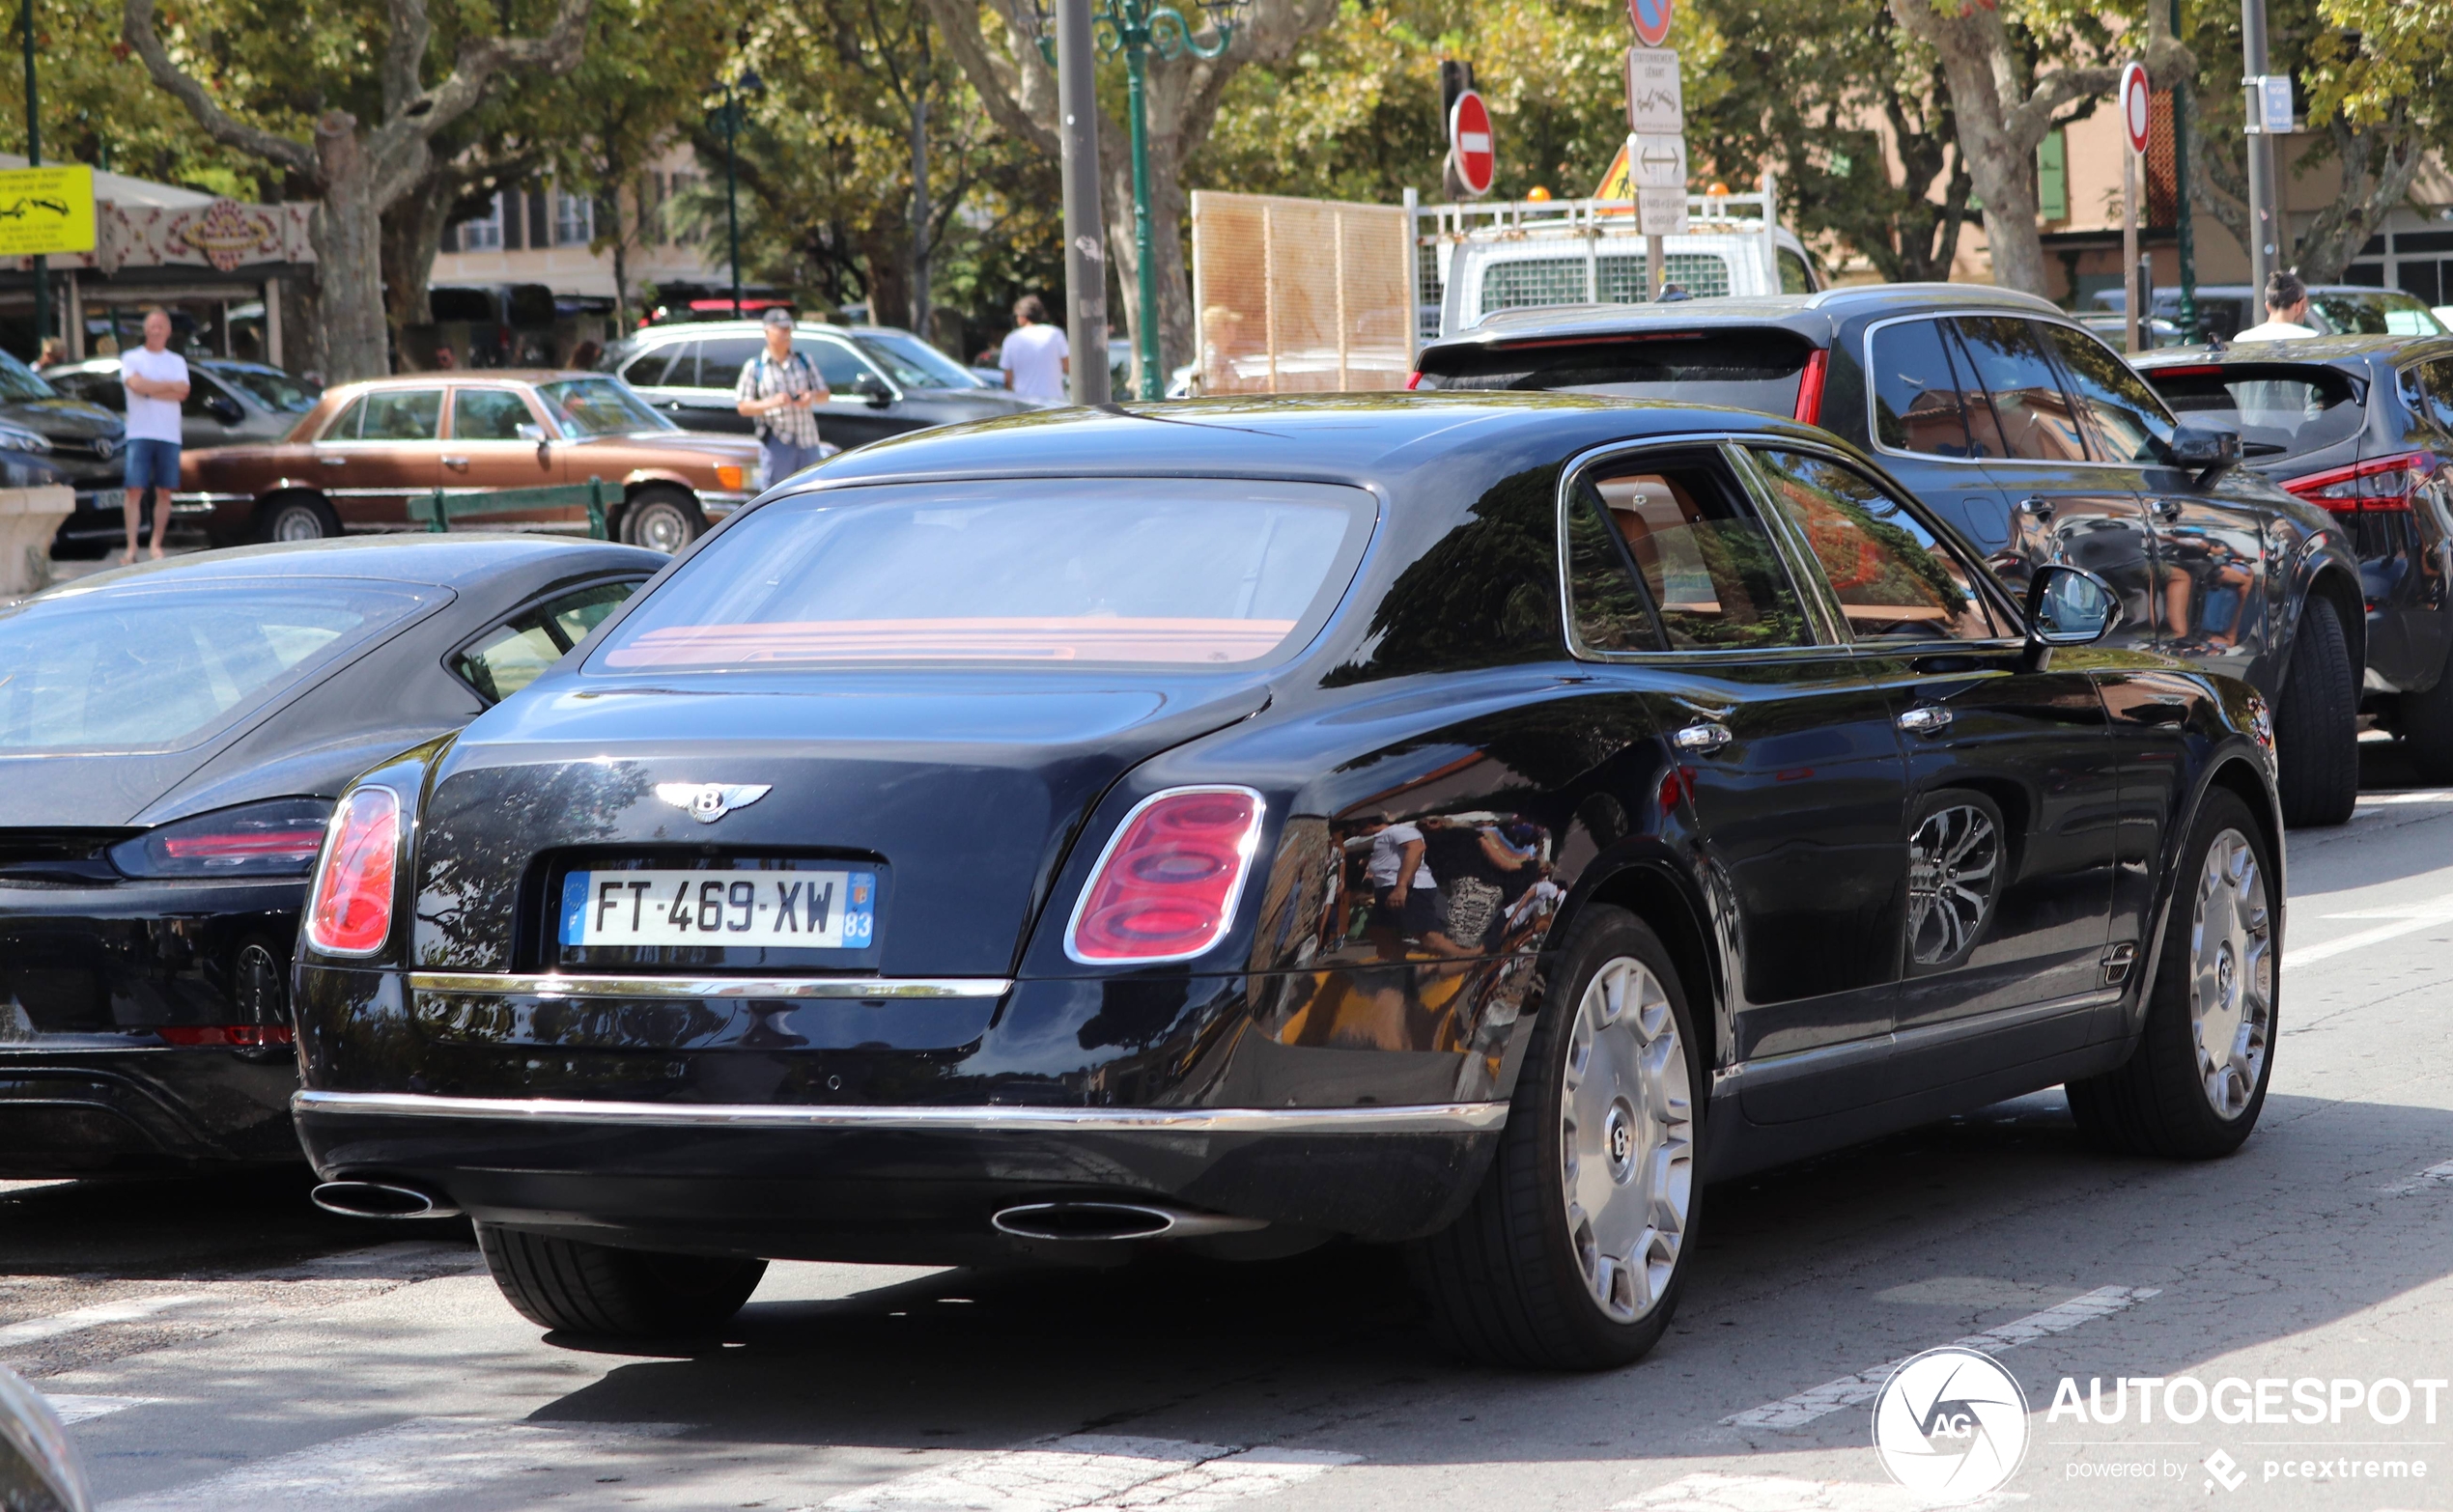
[311,1181,460,1219]
[991,1202,1177,1242]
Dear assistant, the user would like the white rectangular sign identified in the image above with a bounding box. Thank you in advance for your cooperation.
[1626,48,1684,135]
[1633,132,1690,236]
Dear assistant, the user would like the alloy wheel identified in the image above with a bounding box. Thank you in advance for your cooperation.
[1907,803,2000,966]
[1559,956,1693,1323]
[274,508,324,542]
[633,503,691,554]
[2188,827,2272,1119]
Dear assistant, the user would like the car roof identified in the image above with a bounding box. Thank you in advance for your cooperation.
[37,534,663,597]
[2135,333,2453,368]
[800,391,1841,490]
[324,371,604,389]
[1423,284,2063,350]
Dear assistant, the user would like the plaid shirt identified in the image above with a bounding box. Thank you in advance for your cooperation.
[733,349,826,447]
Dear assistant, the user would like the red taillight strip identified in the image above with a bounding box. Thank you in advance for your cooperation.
[2283,450,2431,513]
[161,828,326,859]
[158,1024,295,1048]
[1063,786,1266,966]
[1793,348,1828,427]
[1404,371,1424,390]
[304,786,402,957]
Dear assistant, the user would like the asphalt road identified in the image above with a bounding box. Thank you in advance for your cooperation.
[16,742,2453,1512]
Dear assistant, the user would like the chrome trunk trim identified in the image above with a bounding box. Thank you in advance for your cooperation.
[293,1089,1510,1134]
[408,972,1009,1000]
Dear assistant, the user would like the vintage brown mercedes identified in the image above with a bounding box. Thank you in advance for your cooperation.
[176,372,761,553]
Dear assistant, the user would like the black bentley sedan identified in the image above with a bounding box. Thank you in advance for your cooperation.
[293,396,2280,1370]
[0,535,660,1172]
[2135,336,2453,781]
[1413,286,2366,827]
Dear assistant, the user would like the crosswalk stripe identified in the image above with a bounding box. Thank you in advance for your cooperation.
[102,1417,689,1511]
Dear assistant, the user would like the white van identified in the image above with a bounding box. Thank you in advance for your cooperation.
[1417,186,1820,341]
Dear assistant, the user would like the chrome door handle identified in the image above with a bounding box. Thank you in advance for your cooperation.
[319,455,349,466]
[1673,720,1733,755]
[441,456,470,469]
[1898,706,1954,737]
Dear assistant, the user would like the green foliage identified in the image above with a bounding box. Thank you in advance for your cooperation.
[3,0,275,194]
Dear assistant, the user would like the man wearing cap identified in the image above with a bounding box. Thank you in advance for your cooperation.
[734,308,830,485]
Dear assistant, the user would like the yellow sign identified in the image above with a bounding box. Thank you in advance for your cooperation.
[0,165,97,258]
[1593,141,1636,213]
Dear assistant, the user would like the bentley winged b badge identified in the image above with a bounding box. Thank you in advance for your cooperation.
[654,782,773,825]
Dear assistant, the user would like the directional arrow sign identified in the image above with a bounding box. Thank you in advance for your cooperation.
[1449,89,1496,198]
[1631,131,1688,236]
[1626,48,1682,135]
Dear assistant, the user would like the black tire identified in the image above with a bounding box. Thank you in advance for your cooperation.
[254,493,339,544]
[619,487,704,554]
[2398,643,2453,786]
[476,1222,767,1337]
[2273,596,2358,827]
[2066,788,2276,1160]
[1406,905,1703,1370]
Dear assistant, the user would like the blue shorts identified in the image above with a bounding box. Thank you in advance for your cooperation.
[760,436,824,486]
[125,437,181,491]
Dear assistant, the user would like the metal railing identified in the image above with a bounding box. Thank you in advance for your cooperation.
[422,476,613,540]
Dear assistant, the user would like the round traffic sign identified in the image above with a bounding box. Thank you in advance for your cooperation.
[1450,90,1496,198]
[2120,61,2152,154]
[1631,0,1673,48]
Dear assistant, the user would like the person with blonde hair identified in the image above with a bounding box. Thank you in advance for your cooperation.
[119,309,188,562]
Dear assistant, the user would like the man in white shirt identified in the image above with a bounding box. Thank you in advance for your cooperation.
[2233,270,2320,343]
[998,294,1070,403]
[119,309,189,561]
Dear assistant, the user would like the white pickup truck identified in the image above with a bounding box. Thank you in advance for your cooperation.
[1416,185,1822,342]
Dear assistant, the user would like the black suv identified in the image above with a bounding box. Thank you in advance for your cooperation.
[1415,285,2367,825]
[2137,336,2453,780]
[0,348,127,553]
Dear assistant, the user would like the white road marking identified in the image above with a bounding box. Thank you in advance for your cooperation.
[825,1434,1358,1512]
[1618,1471,2025,1511]
[2285,898,2453,970]
[0,1294,208,1350]
[1721,1285,2158,1430]
[2379,1158,2453,1195]
[46,1395,150,1425]
[102,1416,689,1511]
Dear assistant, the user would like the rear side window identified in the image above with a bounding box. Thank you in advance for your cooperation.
[1951,318,2090,462]
[626,344,691,387]
[453,388,536,441]
[591,480,1372,672]
[451,581,639,702]
[1778,249,1816,295]
[1870,319,1985,458]
[1418,331,1814,415]
[0,583,431,752]
[325,389,442,442]
[1568,451,1811,653]
[2144,363,2365,460]
[694,338,765,389]
[2419,359,2453,435]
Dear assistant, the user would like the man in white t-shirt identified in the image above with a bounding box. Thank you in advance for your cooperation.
[999,294,1070,403]
[119,309,189,561]
[2233,270,2320,343]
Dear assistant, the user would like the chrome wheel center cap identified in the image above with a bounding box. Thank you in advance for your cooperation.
[1606,1102,1635,1176]
[2217,941,2237,1008]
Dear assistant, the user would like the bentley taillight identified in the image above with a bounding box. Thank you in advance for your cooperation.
[1064,787,1264,965]
[304,787,402,956]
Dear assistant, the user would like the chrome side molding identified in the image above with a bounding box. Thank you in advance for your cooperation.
[293,1089,1510,1135]
[408,972,1011,1000]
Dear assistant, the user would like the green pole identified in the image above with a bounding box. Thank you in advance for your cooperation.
[723,90,742,320]
[19,0,45,351]
[2170,0,2199,342]
[1124,29,1161,401]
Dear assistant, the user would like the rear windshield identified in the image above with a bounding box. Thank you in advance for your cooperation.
[1416,332,1814,415]
[2142,363,2365,460]
[0,582,431,752]
[593,480,1373,673]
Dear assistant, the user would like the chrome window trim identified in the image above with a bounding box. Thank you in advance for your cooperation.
[409,972,1009,1000]
[1551,433,1837,662]
[294,1088,1510,1135]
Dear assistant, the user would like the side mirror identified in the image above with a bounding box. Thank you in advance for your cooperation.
[205,395,243,426]
[2024,564,2121,658]
[848,372,892,407]
[2164,424,2240,472]
[515,423,546,442]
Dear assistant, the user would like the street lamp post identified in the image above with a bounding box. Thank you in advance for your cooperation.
[1025,0,1248,401]
[19,0,44,351]
[715,69,762,320]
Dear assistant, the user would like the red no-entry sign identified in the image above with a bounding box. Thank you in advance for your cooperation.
[2120,61,2152,154]
[1450,90,1495,198]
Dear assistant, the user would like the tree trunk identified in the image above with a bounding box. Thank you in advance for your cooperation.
[313,114,394,382]
[908,91,932,338]
[861,221,912,330]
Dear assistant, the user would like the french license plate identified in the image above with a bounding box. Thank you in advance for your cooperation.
[559,868,877,949]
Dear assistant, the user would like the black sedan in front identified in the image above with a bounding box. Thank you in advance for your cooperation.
[293,396,2282,1369]
[0,535,661,1172]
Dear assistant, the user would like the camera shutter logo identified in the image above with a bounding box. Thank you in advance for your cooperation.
[1871,1347,2029,1502]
